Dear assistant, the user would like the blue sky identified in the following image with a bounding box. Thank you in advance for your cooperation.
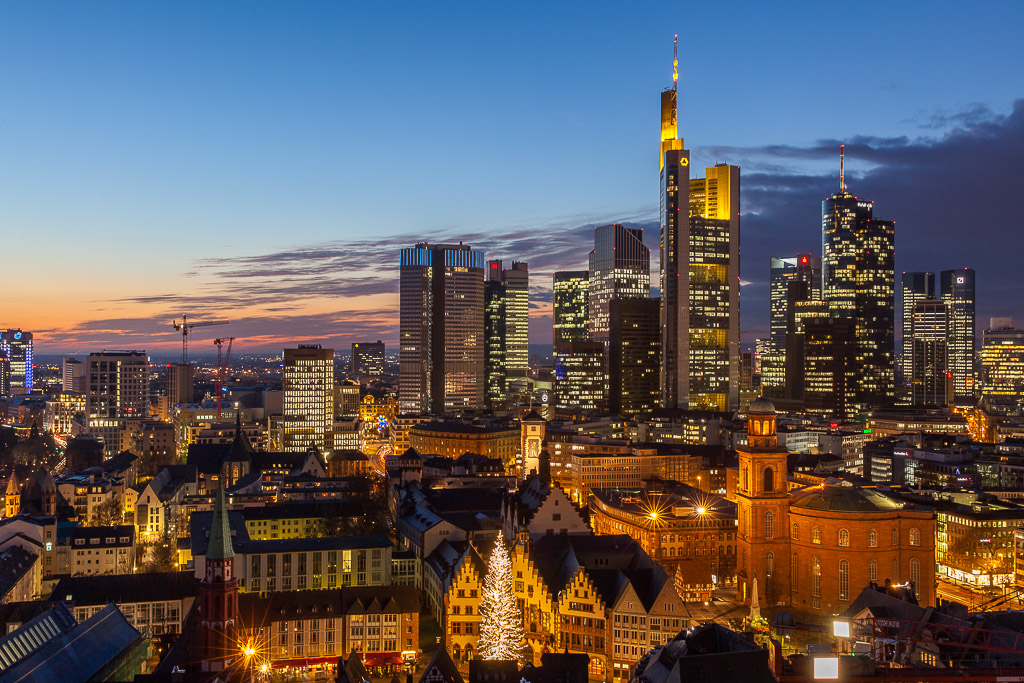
[2,2,1022,352]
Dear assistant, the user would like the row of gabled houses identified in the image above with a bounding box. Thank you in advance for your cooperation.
[392,452,692,682]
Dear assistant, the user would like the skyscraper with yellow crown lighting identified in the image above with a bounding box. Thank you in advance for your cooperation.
[659,37,741,412]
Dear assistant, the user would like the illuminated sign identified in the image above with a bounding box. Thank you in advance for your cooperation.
[13,332,21,340]
[957,277,965,284]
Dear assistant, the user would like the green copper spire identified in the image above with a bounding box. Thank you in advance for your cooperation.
[206,485,234,560]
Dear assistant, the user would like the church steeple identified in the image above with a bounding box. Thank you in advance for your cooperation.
[199,484,239,673]
[207,484,234,562]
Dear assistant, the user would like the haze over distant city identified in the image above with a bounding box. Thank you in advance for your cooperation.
[3,2,1022,353]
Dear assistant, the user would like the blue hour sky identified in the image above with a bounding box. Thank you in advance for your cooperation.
[2,2,1022,352]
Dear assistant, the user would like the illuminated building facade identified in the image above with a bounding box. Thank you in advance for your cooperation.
[0,329,33,392]
[589,484,738,602]
[0,358,8,396]
[85,350,149,457]
[770,255,821,353]
[658,63,740,412]
[608,297,661,417]
[588,224,649,344]
[822,165,896,414]
[802,317,857,419]
[484,260,529,404]
[980,317,1024,399]
[900,272,935,381]
[282,345,335,456]
[910,300,949,406]
[553,270,589,345]
[408,421,518,469]
[399,243,485,414]
[350,340,385,378]
[940,268,976,396]
[553,341,606,414]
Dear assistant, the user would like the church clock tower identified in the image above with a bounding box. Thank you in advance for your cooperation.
[736,397,791,608]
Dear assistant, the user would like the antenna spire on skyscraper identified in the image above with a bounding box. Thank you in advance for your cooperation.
[673,34,678,92]
[840,144,846,192]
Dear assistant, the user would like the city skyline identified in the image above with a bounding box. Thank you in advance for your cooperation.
[3,3,1023,353]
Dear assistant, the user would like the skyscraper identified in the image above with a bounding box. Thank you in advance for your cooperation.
[351,340,386,378]
[282,345,335,455]
[399,243,485,414]
[553,271,590,345]
[802,317,857,419]
[85,350,149,457]
[588,224,649,343]
[609,298,661,417]
[900,272,935,382]
[484,260,529,404]
[821,147,895,413]
[658,40,740,412]
[980,317,1024,399]
[910,300,949,406]
[165,362,194,407]
[769,255,821,353]
[553,341,606,413]
[0,330,33,392]
[940,268,976,396]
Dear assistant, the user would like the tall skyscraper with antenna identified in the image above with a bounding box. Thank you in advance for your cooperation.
[822,147,896,415]
[659,36,740,411]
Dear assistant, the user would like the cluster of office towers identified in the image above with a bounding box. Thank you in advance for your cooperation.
[397,244,530,414]
[395,47,1020,420]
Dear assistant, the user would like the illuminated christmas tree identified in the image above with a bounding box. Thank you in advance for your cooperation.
[477,530,524,661]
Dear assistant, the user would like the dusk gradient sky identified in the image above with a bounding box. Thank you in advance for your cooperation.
[2,2,1022,355]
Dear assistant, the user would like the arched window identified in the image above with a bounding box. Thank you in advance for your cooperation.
[812,526,821,544]
[869,559,878,582]
[910,559,920,597]
[839,560,850,600]
[868,529,877,547]
[812,556,821,597]
[763,467,774,492]
[891,528,898,546]
[791,552,798,591]
[838,529,850,547]
[764,510,775,539]
[909,528,920,546]
[743,468,749,492]
[791,523,799,540]
[766,552,774,577]
[893,559,899,583]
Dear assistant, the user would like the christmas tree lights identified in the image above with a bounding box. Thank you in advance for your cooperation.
[477,530,524,661]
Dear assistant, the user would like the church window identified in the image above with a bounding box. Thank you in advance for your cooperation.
[838,529,849,547]
[812,557,821,597]
[839,560,850,600]
[763,467,774,492]
[812,526,821,544]
[868,529,877,547]
[909,528,920,546]
[791,523,798,540]
[869,560,878,581]
[764,511,774,539]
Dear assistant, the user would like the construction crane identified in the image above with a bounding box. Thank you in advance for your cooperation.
[214,337,236,421]
[171,315,228,365]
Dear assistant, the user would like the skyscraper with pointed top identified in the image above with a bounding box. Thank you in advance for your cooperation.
[822,146,896,415]
[659,37,740,411]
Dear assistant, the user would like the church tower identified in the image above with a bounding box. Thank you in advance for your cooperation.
[736,397,791,608]
[199,485,240,673]
[520,410,545,478]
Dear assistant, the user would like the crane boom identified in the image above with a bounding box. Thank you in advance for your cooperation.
[214,337,236,421]
[171,315,229,364]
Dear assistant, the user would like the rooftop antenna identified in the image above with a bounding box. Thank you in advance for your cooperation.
[840,144,846,192]
[672,34,678,92]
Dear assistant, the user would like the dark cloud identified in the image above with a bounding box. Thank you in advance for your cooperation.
[734,99,1024,340]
